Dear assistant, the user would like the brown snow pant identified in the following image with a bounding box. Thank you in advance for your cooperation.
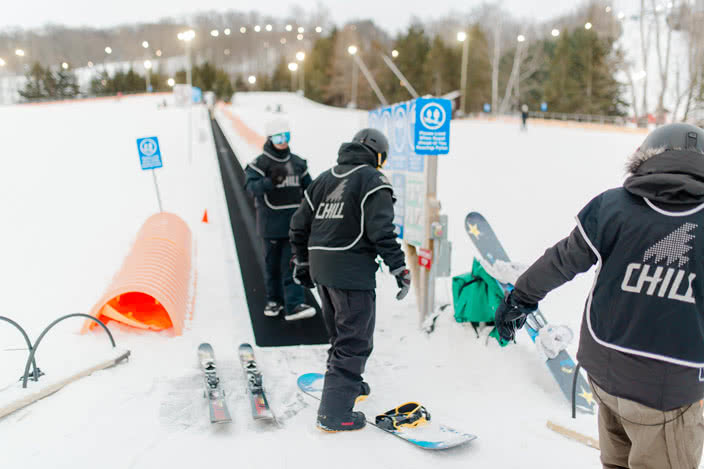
[592,381,704,469]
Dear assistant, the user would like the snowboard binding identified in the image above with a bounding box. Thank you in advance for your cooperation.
[375,402,431,431]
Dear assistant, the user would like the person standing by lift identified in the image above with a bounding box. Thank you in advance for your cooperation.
[244,118,316,321]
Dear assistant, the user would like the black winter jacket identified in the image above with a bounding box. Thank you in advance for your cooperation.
[244,140,312,239]
[513,149,704,411]
[289,142,406,290]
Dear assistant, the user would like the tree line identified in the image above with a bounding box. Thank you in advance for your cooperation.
[6,1,704,122]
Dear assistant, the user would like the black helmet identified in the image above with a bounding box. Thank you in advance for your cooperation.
[639,123,704,155]
[353,128,389,167]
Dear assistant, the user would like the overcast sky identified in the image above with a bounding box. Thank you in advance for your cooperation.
[0,0,636,33]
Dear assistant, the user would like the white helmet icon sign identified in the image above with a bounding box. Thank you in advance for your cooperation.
[139,138,158,156]
[419,102,446,130]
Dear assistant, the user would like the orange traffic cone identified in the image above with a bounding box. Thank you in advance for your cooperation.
[202,210,209,223]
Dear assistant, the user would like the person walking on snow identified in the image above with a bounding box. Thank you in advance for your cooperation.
[244,118,315,321]
[289,128,411,432]
[495,123,704,469]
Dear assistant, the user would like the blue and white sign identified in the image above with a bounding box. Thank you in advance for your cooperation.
[137,137,163,170]
[414,98,451,155]
[483,103,491,113]
[540,101,548,112]
[192,87,203,104]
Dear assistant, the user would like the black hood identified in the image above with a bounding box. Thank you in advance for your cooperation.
[336,142,377,167]
[263,138,291,158]
[624,150,704,205]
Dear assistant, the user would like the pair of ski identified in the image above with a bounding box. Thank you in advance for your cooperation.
[197,343,274,424]
[464,212,596,415]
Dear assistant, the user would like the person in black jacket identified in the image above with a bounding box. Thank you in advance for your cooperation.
[289,128,411,432]
[495,123,704,469]
[244,118,315,321]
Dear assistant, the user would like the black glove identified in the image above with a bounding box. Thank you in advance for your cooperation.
[392,267,411,300]
[270,165,288,186]
[494,290,538,342]
[292,259,315,289]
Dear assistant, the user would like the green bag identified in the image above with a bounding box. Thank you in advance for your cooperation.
[452,258,507,345]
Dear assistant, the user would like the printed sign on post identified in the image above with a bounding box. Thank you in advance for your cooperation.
[414,98,451,155]
[418,248,433,270]
[137,137,163,170]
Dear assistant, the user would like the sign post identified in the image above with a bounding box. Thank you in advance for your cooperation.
[369,97,452,325]
[136,136,164,212]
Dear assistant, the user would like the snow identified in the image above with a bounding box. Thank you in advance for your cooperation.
[0,92,649,468]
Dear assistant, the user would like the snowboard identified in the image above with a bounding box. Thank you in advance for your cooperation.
[198,343,232,424]
[464,212,596,414]
[297,373,476,450]
[238,343,275,421]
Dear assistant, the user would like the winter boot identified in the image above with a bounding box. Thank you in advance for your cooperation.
[284,304,316,321]
[264,301,283,317]
[316,411,366,432]
[356,382,371,404]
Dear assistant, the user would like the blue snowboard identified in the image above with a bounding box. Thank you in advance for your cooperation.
[465,211,596,414]
[297,373,477,450]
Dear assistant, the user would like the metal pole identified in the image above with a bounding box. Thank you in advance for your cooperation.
[146,68,151,93]
[353,54,388,106]
[381,54,419,98]
[300,61,305,95]
[350,59,358,108]
[152,170,163,212]
[186,40,193,164]
[460,37,470,114]
[291,70,296,91]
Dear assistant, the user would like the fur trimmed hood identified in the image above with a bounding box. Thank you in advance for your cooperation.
[623,149,704,205]
[625,146,668,174]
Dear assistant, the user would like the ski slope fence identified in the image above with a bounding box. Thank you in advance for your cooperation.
[81,212,193,335]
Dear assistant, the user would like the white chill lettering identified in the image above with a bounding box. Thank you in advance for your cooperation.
[315,202,345,220]
[620,263,696,304]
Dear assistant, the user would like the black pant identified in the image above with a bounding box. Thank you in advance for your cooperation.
[263,238,304,313]
[317,285,376,416]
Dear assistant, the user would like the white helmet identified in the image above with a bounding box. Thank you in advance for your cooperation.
[265,118,291,137]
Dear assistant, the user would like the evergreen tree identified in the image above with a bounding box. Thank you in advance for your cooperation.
[465,24,492,113]
[306,28,337,104]
[384,24,431,103]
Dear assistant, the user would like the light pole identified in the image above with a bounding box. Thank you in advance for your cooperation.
[517,35,525,103]
[144,60,152,92]
[348,45,358,108]
[288,62,298,92]
[296,51,305,95]
[457,31,469,115]
[178,30,195,163]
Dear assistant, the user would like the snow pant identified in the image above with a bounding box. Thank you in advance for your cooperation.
[316,286,375,417]
[592,380,704,469]
[263,238,304,313]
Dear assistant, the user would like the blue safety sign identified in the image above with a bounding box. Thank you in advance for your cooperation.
[137,137,163,170]
[414,98,451,155]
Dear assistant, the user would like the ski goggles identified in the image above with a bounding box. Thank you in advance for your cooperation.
[270,132,291,145]
[375,402,431,431]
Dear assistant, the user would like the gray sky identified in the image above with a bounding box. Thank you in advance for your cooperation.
[0,0,627,33]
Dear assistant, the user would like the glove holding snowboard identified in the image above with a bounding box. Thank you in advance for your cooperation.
[494,290,537,342]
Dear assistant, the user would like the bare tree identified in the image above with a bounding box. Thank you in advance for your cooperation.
[651,0,674,124]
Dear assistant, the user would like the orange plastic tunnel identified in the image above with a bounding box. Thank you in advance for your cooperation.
[82,212,193,335]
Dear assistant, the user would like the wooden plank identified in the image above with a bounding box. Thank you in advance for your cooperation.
[547,420,600,450]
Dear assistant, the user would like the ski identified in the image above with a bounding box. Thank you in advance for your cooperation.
[464,211,596,414]
[198,343,232,424]
[297,373,476,450]
[238,343,275,421]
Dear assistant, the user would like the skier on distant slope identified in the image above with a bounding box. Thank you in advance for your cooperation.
[289,128,411,432]
[495,123,704,469]
[244,118,315,321]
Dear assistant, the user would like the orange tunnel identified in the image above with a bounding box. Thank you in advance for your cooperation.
[83,212,193,335]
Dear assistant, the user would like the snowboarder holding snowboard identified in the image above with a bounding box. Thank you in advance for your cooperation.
[495,123,704,469]
[244,118,316,321]
[289,128,411,432]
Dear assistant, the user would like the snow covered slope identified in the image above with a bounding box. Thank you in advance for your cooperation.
[0,92,648,468]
